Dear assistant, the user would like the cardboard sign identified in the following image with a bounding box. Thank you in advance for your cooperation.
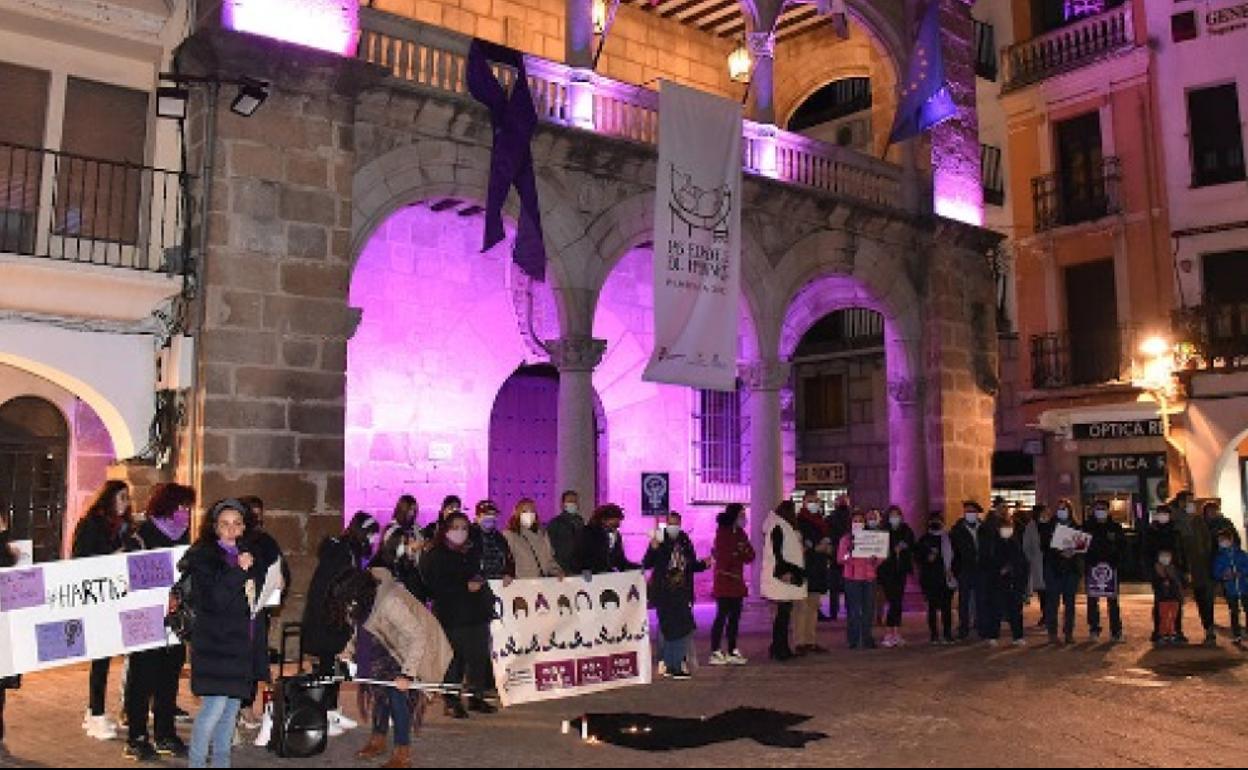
[128,551,175,592]
[1086,562,1119,598]
[851,531,890,560]
[119,606,170,648]
[35,619,87,663]
[1051,524,1092,554]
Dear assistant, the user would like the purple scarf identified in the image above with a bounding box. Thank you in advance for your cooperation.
[466,38,546,281]
[218,541,240,568]
[153,512,189,543]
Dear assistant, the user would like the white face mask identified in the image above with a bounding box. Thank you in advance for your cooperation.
[520,511,537,529]
[396,542,408,559]
[1056,510,1070,522]
[964,513,979,525]
[666,525,682,538]
[1186,503,1197,515]
[1094,509,1108,521]
[1219,541,1233,550]
[737,517,747,530]
[1000,527,1015,539]
[1159,554,1173,567]
[889,516,902,529]
[564,503,579,516]
[806,502,821,514]
[368,532,381,550]
[1155,514,1171,525]
[851,522,865,534]
[447,529,469,546]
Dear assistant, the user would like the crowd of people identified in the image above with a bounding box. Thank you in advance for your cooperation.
[1,481,1247,767]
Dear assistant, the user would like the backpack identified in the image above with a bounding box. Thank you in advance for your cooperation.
[165,571,195,643]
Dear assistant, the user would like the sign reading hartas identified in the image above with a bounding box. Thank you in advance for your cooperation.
[646,81,742,392]
[0,547,187,677]
[488,572,651,707]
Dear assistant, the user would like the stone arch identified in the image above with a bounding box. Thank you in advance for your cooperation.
[738,0,908,78]
[350,139,594,334]
[581,189,767,363]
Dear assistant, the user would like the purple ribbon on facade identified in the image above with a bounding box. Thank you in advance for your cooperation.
[466,39,547,282]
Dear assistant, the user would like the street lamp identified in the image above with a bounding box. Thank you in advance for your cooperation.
[592,0,608,35]
[728,41,752,84]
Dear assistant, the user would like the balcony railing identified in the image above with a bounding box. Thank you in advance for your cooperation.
[0,141,191,273]
[1174,303,1248,372]
[1002,2,1135,92]
[1030,326,1136,390]
[356,7,908,212]
[1032,156,1120,232]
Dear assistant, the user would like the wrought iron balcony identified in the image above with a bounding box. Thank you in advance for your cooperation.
[1174,303,1248,372]
[1002,2,1135,92]
[355,7,910,213]
[1032,156,1120,232]
[1030,326,1136,390]
[0,141,191,273]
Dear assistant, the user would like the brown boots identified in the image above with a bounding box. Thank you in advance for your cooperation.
[356,733,388,760]
[381,746,412,768]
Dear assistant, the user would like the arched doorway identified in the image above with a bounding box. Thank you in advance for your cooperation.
[1213,427,1248,533]
[0,396,69,563]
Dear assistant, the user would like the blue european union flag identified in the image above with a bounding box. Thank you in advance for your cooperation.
[888,0,958,144]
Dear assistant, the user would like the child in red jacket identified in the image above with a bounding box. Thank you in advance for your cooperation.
[709,504,756,666]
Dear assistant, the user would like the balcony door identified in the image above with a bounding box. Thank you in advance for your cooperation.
[1055,112,1105,226]
[0,62,50,254]
[0,396,68,563]
[1201,251,1248,360]
[1065,258,1119,386]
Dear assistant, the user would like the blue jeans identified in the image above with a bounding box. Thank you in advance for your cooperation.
[372,687,413,747]
[662,633,691,674]
[1045,568,1079,638]
[844,580,876,649]
[190,695,241,768]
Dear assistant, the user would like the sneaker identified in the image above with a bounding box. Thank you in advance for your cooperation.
[727,650,748,666]
[1012,639,1028,648]
[656,661,667,677]
[986,639,1000,648]
[154,737,189,759]
[85,715,118,741]
[670,668,692,681]
[929,636,941,646]
[328,719,346,738]
[123,740,159,761]
[708,651,730,666]
[881,636,898,649]
[893,635,907,648]
[254,710,274,748]
[329,710,359,731]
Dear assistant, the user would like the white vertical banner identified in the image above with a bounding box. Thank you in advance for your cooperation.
[645,81,742,392]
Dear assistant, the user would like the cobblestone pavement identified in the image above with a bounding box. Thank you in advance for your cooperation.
[2,596,1246,768]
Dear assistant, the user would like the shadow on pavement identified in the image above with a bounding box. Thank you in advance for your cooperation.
[572,707,827,751]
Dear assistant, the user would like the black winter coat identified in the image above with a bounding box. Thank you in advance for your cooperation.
[879,523,917,584]
[797,516,833,594]
[181,543,267,700]
[579,524,640,575]
[913,532,954,597]
[420,543,495,629]
[1082,519,1126,568]
[984,533,1030,593]
[642,532,708,640]
[547,513,585,574]
[950,521,989,578]
[1037,519,1083,577]
[72,514,121,558]
[302,536,360,658]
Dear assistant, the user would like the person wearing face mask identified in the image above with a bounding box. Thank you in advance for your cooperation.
[579,504,639,575]
[392,495,419,537]
[421,510,497,718]
[1037,498,1082,645]
[643,512,711,680]
[1182,501,1239,646]
[838,510,883,649]
[982,515,1030,647]
[762,501,806,661]
[1212,528,1248,645]
[1081,500,1126,643]
[950,501,991,641]
[469,500,515,582]
[914,513,957,645]
[795,492,833,655]
[824,495,853,622]
[1143,505,1188,643]
[877,506,915,648]
[710,504,755,666]
[303,511,381,735]
[120,483,197,760]
[547,490,586,575]
[503,499,563,579]
[421,496,463,541]
[1152,548,1185,646]
[1023,505,1049,629]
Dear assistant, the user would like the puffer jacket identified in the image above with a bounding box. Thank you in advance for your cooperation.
[181,542,268,700]
[712,526,755,599]
[837,531,880,583]
[1212,546,1248,599]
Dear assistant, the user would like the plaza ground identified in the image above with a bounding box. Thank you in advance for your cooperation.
[2,596,1246,768]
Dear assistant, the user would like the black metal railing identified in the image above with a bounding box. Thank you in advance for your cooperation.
[1032,156,1120,231]
[982,144,1005,206]
[1002,2,1134,91]
[1174,303,1248,372]
[974,20,998,81]
[0,141,191,273]
[1031,326,1135,389]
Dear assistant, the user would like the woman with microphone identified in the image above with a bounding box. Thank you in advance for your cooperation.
[181,500,268,768]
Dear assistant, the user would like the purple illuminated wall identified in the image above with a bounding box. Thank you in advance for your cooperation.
[221,0,359,56]
[347,205,538,526]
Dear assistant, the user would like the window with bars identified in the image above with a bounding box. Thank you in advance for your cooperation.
[974,20,998,81]
[695,385,746,485]
[982,144,1005,206]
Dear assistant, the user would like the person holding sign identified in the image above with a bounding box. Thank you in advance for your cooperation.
[182,500,269,769]
[837,510,883,650]
[1038,500,1083,645]
[0,513,19,753]
[1082,500,1126,643]
[122,483,196,761]
[644,512,711,680]
[72,480,134,742]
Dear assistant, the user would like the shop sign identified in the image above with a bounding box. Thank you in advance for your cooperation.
[1208,2,1248,36]
[1080,453,1167,477]
[1072,419,1163,441]
[796,463,848,487]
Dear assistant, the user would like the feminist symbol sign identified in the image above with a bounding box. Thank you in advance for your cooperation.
[641,473,669,517]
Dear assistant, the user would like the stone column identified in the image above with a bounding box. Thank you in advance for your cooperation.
[747,31,777,125]
[930,0,984,225]
[743,358,791,590]
[552,336,606,506]
[566,0,595,69]
[886,376,929,526]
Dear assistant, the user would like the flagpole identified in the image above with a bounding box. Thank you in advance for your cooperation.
[592,0,624,70]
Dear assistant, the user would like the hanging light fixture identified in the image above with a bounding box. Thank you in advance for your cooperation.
[728,40,752,83]
[592,0,609,35]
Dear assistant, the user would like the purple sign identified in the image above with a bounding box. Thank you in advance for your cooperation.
[128,552,175,592]
[0,567,46,612]
[35,619,87,663]
[120,606,168,648]
[1087,562,1119,599]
